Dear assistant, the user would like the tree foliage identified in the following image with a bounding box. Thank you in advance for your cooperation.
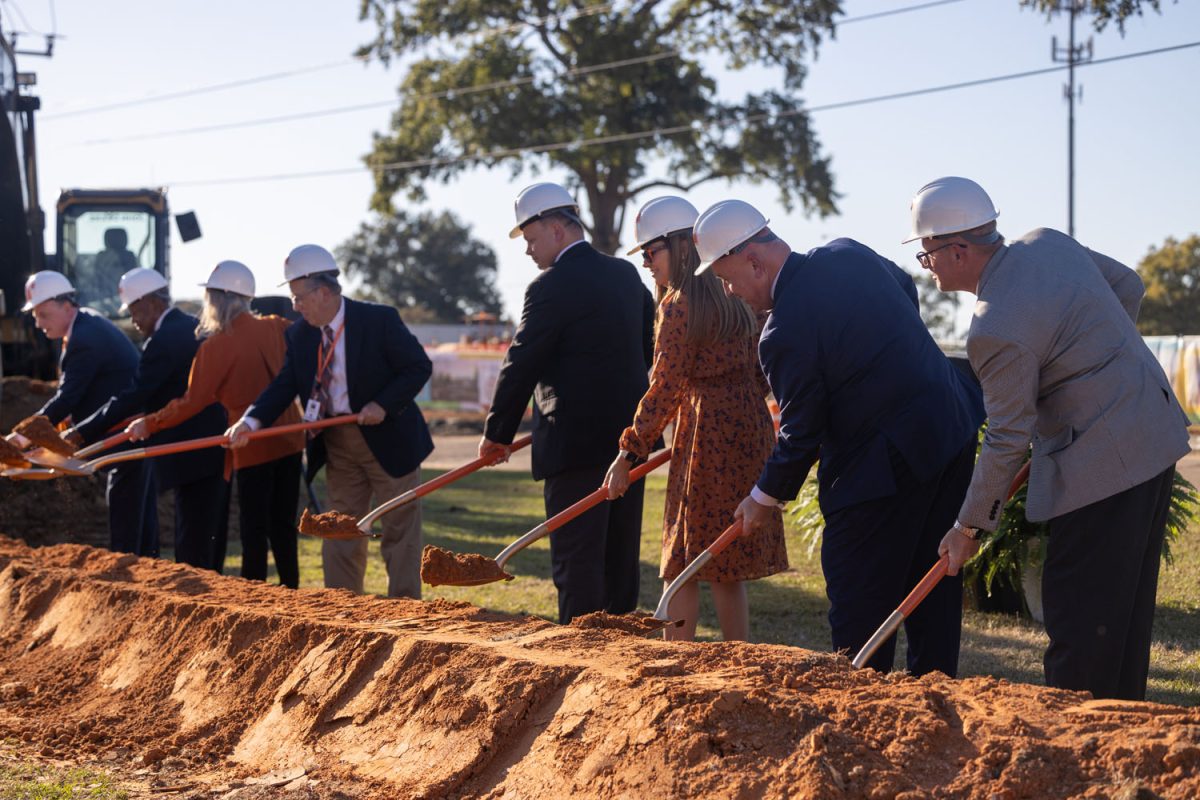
[356,0,840,254]
[337,209,503,323]
[1136,234,1200,336]
[1020,0,1165,32]
[913,271,962,341]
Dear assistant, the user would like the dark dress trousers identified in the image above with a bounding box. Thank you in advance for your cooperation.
[249,297,434,482]
[75,308,229,569]
[38,309,158,556]
[485,241,657,623]
[758,240,985,676]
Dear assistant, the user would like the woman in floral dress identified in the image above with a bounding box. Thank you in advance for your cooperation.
[605,196,787,641]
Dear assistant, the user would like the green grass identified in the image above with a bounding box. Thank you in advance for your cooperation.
[0,763,127,799]
[212,468,1200,707]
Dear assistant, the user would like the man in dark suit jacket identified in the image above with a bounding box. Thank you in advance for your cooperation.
[227,245,433,598]
[694,200,985,676]
[72,268,228,570]
[21,270,158,556]
[481,182,656,624]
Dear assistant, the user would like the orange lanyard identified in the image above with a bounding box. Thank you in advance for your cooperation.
[315,323,344,387]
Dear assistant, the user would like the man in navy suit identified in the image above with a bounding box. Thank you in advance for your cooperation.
[480,183,656,624]
[694,200,984,676]
[227,245,433,598]
[21,270,158,556]
[71,268,229,570]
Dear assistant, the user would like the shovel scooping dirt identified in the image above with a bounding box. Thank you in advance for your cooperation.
[421,544,514,586]
[298,509,364,540]
[0,436,32,468]
[569,611,675,636]
[13,415,76,457]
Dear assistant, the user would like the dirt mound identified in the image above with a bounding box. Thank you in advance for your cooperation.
[0,535,1197,799]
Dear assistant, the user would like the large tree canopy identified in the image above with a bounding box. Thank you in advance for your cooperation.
[357,0,840,254]
[337,209,503,323]
[1137,234,1200,336]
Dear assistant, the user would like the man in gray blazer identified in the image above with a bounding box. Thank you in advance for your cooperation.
[904,176,1190,701]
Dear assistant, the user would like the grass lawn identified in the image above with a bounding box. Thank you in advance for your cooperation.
[219,467,1199,707]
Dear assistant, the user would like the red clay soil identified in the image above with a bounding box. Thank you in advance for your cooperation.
[298,508,361,540]
[421,544,514,586]
[0,534,1197,799]
[12,415,76,457]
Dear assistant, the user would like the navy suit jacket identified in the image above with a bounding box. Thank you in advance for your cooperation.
[74,308,226,491]
[249,297,434,481]
[758,239,984,515]
[39,309,140,428]
[484,241,656,481]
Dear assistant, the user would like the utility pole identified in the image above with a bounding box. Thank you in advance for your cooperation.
[1052,2,1093,238]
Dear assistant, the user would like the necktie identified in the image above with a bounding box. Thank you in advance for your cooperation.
[307,325,335,439]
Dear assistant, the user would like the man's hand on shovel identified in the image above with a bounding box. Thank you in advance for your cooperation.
[478,436,511,465]
[937,524,982,576]
[733,493,776,536]
[225,420,254,449]
[125,418,152,442]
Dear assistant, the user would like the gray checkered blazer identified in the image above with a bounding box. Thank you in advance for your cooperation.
[959,228,1190,528]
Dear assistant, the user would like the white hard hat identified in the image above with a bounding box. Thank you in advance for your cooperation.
[281,244,339,285]
[509,182,581,239]
[201,260,256,297]
[903,177,999,244]
[625,196,699,255]
[118,267,169,312]
[22,270,76,311]
[692,200,770,275]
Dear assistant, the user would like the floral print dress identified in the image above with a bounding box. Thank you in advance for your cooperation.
[619,290,789,582]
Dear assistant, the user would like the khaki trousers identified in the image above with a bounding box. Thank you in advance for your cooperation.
[321,424,422,598]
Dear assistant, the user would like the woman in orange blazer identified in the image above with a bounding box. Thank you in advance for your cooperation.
[128,261,305,587]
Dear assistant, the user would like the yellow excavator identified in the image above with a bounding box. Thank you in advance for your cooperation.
[0,30,200,380]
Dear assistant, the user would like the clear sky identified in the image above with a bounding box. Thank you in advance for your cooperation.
[7,0,1199,336]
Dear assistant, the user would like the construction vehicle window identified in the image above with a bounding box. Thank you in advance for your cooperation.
[61,210,156,317]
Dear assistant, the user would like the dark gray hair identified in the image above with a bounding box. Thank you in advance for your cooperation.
[304,271,341,294]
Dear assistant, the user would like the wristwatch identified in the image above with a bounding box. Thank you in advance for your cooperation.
[620,450,639,464]
[952,520,979,541]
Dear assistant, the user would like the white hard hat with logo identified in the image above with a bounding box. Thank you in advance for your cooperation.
[118,267,169,312]
[626,196,699,255]
[509,182,582,239]
[903,177,999,244]
[281,244,339,285]
[22,270,76,311]
[692,200,770,275]
[201,260,256,298]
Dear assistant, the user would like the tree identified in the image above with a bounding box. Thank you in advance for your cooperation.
[356,0,840,254]
[1136,234,1200,336]
[1021,0,1165,31]
[337,209,503,323]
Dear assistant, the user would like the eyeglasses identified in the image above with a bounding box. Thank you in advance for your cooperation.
[290,286,320,305]
[914,241,964,269]
[642,242,669,263]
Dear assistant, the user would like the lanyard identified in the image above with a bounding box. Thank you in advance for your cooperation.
[315,323,344,387]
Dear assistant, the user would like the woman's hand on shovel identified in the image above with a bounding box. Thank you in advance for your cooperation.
[125,418,151,442]
[604,454,631,500]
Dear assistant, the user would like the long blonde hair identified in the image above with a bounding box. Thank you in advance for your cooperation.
[196,288,253,338]
[659,232,756,347]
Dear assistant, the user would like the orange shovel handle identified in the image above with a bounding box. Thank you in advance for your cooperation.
[75,429,135,459]
[117,414,360,461]
[545,449,672,534]
[412,434,533,500]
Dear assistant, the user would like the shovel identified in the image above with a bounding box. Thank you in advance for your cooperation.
[421,448,672,587]
[19,428,137,471]
[2,414,359,480]
[851,460,1032,669]
[644,518,746,633]
[298,434,534,539]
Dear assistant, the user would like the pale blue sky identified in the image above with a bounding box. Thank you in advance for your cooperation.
[9,0,1199,334]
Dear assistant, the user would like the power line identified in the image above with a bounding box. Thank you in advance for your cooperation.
[45,0,963,124]
[166,39,1200,188]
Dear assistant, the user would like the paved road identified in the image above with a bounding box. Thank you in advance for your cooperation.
[428,434,531,473]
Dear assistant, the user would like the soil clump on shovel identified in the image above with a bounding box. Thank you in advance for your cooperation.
[569,610,668,636]
[12,415,75,456]
[298,508,362,539]
[420,544,513,586]
[0,436,31,467]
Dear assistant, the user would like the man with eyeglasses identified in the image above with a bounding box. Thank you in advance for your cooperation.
[227,244,434,598]
[906,176,1189,700]
[693,199,984,676]
[480,182,656,624]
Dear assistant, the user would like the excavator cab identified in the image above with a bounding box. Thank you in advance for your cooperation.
[56,189,171,316]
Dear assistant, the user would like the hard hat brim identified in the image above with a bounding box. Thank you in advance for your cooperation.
[693,260,715,276]
[900,233,924,245]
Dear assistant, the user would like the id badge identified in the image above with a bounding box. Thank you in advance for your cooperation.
[303,398,322,423]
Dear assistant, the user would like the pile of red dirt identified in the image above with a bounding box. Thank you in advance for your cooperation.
[0,534,1196,799]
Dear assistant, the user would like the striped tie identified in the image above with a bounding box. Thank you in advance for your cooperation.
[307,325,335,440]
